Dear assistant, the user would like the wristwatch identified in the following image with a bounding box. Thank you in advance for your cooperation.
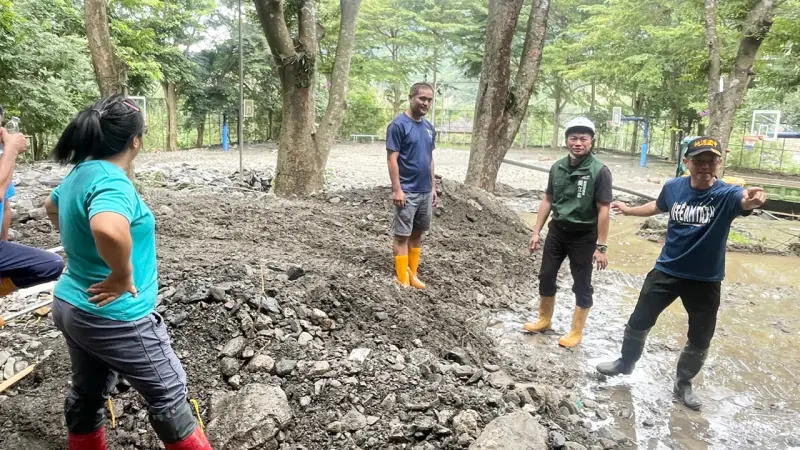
[596,244,608,253]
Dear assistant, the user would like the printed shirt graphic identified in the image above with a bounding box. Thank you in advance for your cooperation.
[386,113,436,193]
[655,177,745,282]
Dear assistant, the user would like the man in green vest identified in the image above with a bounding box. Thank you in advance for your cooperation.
[524,117,612,347]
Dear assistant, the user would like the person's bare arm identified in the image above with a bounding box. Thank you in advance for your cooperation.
[612,200,662,217]
[90,213,133,277]
[0,129,25,198]
[430,157,438,206]
[387,151,405,207]
[596,202,610,244]
[1,201,11,240]
[534,195,552,235]
[529,194,553,252]
[45,195,59,231]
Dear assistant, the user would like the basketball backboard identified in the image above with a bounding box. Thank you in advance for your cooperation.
[750,110,781,141]
[611,106,622,127]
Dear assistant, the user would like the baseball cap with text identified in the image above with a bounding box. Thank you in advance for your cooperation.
[686,136,722,157]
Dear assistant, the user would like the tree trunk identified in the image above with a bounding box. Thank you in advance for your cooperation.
[391,83,404,115]
[704,0,781,175]
[628,94,644,154]
[84,0,134,182]
[163,81,178,152]
[84,0,123,96]
[464,0,550,191]
[196,120,205,148]
[255,0,361,196]
[669,106,679,161]
[32,135,44,161]
[550,82,562,148]
[268,109,273,141]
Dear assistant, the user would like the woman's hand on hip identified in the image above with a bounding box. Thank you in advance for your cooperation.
[88,270,138,307]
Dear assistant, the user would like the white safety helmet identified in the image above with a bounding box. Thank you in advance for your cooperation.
[564,116,596,137]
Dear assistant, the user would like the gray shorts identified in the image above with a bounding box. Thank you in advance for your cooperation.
[393,191,433,237]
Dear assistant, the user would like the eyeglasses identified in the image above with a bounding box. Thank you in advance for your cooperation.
[689,157,720,166]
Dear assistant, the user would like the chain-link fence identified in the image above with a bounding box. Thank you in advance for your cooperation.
[119,99,800,175]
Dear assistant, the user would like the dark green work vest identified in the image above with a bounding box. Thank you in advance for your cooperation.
[550,154,606,228]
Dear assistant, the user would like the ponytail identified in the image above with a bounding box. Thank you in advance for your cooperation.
[52,95,145,165]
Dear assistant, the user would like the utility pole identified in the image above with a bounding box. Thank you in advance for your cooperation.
[238,0,244,174]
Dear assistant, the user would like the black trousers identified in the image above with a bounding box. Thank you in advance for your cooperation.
[538,222,597,308]
[628,268,721,350]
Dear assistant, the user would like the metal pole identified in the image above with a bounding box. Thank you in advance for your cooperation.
[238,0,244,174]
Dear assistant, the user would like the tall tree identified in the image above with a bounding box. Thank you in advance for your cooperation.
[704,0,786,170]
[464,0,551,191]
[254,0,361,196]
[355,0,427,114]
[84,0,125,96]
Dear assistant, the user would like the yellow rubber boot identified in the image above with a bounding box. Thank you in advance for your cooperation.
[0,277,17,297]
[523,296,555,333]
[558,306,590,348]
[394,255,410,287]
[408,247,425,289]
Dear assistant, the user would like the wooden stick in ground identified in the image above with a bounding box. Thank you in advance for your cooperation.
[0,364,35,394]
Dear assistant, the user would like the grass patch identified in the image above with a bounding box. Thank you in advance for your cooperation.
[728,229,759,246]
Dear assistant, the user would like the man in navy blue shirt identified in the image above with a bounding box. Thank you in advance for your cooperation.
[386,82,437,289]
[596,136,766,411]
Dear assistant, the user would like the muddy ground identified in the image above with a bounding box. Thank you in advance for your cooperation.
[1,144,799,450]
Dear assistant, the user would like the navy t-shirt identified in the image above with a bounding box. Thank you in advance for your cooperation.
[386,113,435,193]
[654,177,745,282]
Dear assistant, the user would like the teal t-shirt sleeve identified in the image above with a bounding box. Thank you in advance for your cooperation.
[49,185,61,206]
[87,177,137,223]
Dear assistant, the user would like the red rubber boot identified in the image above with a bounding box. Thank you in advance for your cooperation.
[164,426,213,450]
[68,426,107,450]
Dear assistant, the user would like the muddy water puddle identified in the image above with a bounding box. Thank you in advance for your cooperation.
[487,212,800,449]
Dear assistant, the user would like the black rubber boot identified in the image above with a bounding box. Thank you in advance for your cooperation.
[673,342,707,411]
[596,325,650,376]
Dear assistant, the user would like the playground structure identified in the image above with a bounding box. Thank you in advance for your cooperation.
[610,106,652,168]
[671,109,800,209]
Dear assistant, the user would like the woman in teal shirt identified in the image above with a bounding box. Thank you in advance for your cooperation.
[44,96,212,450]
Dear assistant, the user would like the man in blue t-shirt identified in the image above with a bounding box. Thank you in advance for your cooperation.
[595,136,766,411]
[386,82,437,289]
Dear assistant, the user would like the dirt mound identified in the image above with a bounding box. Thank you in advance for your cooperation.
[0,178,612,450]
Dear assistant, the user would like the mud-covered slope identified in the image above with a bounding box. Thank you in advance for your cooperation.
[0,179,612,450]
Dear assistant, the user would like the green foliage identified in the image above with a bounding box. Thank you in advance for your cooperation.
[339,81,392,138]
[0,0,98,145]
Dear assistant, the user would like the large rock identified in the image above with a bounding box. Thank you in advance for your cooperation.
[206,383,292,450]
[221,336,246,358]
[468,410,547,450]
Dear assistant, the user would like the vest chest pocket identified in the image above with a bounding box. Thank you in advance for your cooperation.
[554,178,578,200]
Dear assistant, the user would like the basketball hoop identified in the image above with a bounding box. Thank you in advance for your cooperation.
[750,110,781,141]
